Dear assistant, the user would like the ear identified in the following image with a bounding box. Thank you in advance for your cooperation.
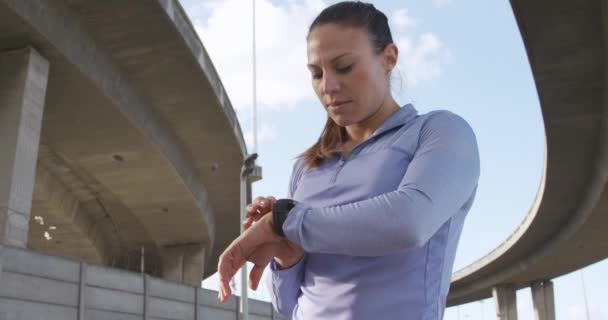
[383,43,399,73]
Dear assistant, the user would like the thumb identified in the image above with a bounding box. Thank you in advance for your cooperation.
[249,264,266,291]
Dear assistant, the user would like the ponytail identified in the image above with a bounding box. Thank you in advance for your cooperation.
[299,117,346,169]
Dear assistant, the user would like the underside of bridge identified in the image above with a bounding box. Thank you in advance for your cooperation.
[448,0,607,317]
[0,0,248,286]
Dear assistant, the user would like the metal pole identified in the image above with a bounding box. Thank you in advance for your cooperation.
[241,0,258,315]
[239,154,258,320]
[580,270,591,320]
[240,172,249,320]
[252,0,258,154]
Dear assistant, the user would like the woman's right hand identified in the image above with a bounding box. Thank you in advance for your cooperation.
[243,196,304,269]
[243,196,276,230]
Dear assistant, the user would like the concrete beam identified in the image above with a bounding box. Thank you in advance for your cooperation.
[0,47,49,247]
[493,285,518,320]
[30,165,114,264]
[161,243,205,287]
[531,280,555,320]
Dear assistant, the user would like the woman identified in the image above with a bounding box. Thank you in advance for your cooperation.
[217,2,480,319]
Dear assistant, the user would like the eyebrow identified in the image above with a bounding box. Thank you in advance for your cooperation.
[307,53,351,68]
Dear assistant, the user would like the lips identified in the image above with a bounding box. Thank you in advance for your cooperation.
[328,100,351,108]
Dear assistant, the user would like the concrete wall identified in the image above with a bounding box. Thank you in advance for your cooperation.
[0,245,288,320]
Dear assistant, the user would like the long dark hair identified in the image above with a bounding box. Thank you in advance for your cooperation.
[299,1,394,169]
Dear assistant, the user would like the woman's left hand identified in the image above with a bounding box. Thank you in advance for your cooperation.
[217,213,281,302]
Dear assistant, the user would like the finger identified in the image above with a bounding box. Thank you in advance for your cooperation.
[247,204,266,218]
[217,256,232,302]
[243,217,254,230]
[246,203,256,214]
[253,196,265,208]
[247,210,268,225]
[218,272,231,302]
[258,197,269,209]
[267,196,277,207]
[246,201,263,216]
[257,196,276,212]
[217,246,245,301]
[249,264,266,291]
[218,274,228,302]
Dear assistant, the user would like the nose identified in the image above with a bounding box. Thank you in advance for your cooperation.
[321,72,340,94]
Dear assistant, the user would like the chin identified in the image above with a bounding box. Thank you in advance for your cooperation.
[327,105,363,127]
[329,115,354,127]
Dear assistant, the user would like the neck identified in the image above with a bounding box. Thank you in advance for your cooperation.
[345,97,400,144]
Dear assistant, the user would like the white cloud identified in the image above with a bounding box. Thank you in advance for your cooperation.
[182,0,326,115]
[392,9,417,29]
[394,32,445,86]
[388,7,448,88]
[181,0,448,117]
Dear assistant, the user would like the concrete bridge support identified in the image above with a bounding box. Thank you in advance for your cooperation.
[0,47,49,247]
[493,284,518,320]
[161,243,206,287]
[531,280,555,320]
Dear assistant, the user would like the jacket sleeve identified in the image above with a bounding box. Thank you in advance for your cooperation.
[266,254,306,317]
[282,111,481,256]
[267,159,306,317]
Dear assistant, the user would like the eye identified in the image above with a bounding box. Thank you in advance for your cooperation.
[336,64,353,74]
[311,72,322,80]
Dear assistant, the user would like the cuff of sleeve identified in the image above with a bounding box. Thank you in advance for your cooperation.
[270,253,306,273]
[282,202,311,248]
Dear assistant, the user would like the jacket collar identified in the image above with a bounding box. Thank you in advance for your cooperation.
[369,103,418,138]
[331,104,418,155]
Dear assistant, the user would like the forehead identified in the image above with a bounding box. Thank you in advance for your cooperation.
[307,24,371,64]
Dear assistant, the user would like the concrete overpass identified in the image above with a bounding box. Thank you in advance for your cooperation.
[447,0,607,318]
[0,0,251,287]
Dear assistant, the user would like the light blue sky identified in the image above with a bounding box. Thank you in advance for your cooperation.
[181,1,607,319]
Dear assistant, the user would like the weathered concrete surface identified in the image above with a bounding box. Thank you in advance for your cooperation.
[0,245,288,320]
[0,47,49,248]
[0,0,247,282]
[448,0,607,306]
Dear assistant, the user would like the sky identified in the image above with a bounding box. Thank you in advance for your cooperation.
[180,1,607,319]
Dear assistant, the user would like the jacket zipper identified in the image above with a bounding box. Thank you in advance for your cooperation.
[329,158,346,184]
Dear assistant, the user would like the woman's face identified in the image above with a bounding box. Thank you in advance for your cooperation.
[307,24,395,127]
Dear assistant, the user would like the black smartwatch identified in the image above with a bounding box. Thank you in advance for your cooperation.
[272,199,297,237]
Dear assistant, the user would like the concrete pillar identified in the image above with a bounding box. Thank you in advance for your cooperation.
[0,244,4,281]
[161,243,205,286]
[493,284,518,320]
[0,245,3,320]
[531,280,555,320]
[0,47,49,247]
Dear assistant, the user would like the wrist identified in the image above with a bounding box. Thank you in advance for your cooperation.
[261,214,282,243]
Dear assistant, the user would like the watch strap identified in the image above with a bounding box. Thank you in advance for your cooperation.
[272,199,297,237]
